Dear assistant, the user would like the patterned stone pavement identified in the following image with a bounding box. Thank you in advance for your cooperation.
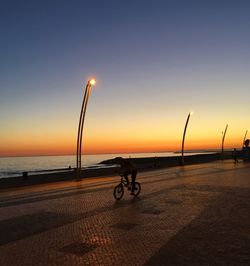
[0,161,249,265]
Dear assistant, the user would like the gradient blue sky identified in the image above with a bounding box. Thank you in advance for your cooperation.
[0,0,250,156]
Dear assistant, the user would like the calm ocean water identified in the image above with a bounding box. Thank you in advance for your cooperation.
[0,151,211,179]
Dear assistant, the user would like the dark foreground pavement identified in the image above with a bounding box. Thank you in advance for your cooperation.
[0,161,249,265]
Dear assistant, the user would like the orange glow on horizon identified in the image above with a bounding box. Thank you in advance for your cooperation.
[0,137,244,157]
[0,117,246,157]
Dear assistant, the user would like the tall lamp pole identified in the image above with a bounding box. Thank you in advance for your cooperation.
[242,129,248,147]
[181,111,193,166]
[76,79,96,180]
[221,123,229,160]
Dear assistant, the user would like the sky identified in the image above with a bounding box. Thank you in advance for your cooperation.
[0,0,250,156]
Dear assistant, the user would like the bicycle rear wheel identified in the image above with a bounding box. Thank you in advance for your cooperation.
[132,182,141,197]
[114,184,124,200]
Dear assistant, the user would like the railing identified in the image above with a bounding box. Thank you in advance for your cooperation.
[22,166,74,179]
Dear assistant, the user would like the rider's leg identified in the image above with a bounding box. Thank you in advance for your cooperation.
[124,172,129,185]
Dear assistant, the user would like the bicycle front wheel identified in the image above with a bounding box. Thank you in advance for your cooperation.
[114,184,124,200]
[132,182,141,197]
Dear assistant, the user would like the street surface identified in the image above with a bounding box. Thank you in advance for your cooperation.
[0,161,249,265]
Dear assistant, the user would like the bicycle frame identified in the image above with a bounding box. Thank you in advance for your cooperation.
[114,176,141,200]
[120,176,131,188]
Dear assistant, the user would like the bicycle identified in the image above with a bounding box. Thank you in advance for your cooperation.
[113,176,141,200]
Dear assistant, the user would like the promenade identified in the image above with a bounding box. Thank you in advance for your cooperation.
[0,161,249,265]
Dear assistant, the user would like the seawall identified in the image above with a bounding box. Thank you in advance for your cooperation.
[0,152,234,189]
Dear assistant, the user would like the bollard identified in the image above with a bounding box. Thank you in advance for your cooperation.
[22,172,28,180]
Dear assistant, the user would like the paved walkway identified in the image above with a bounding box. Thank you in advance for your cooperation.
[0,161,249,265]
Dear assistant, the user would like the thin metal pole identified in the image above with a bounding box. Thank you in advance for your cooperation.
[76,84,89,169]
[181,112,191,166]
[76,82,91,179]
[243,130,248,147]
[78,85,91,174]
[221,124,229,160]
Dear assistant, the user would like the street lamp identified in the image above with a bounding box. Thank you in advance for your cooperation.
[76,79,96,180]
[242,129,248,147]
[221,123,229,160]
[181,111,193,166]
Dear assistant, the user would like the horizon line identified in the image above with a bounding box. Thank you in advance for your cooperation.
[0,148,225,158]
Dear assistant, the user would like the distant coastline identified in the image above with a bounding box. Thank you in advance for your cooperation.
[173,149,222,154]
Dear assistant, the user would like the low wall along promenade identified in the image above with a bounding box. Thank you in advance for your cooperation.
[0,152,240,189]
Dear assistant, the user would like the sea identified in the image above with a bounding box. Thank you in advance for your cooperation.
[0,151,214,179]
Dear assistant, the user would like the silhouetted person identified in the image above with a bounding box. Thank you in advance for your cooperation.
[244,139,250,147]
[243,139,250,161]
[118,157,137,193]
[232,148,239,164]
[154,157,158,168]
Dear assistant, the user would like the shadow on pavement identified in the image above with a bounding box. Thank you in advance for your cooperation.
[145,189,250,265]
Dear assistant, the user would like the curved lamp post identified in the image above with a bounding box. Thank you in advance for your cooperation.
[76,79,96,179]
[181,111,193,166]
[242,129,248,147]
[221,123,229,160]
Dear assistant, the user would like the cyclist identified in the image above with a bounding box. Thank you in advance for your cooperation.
[118,157,137,193]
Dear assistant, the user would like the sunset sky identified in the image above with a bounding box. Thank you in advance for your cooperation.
[0,0,250,157]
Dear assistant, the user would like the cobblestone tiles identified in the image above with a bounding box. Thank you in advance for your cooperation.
[0,188,217,265]
[0,163,249,265]
[145,190,250,265]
